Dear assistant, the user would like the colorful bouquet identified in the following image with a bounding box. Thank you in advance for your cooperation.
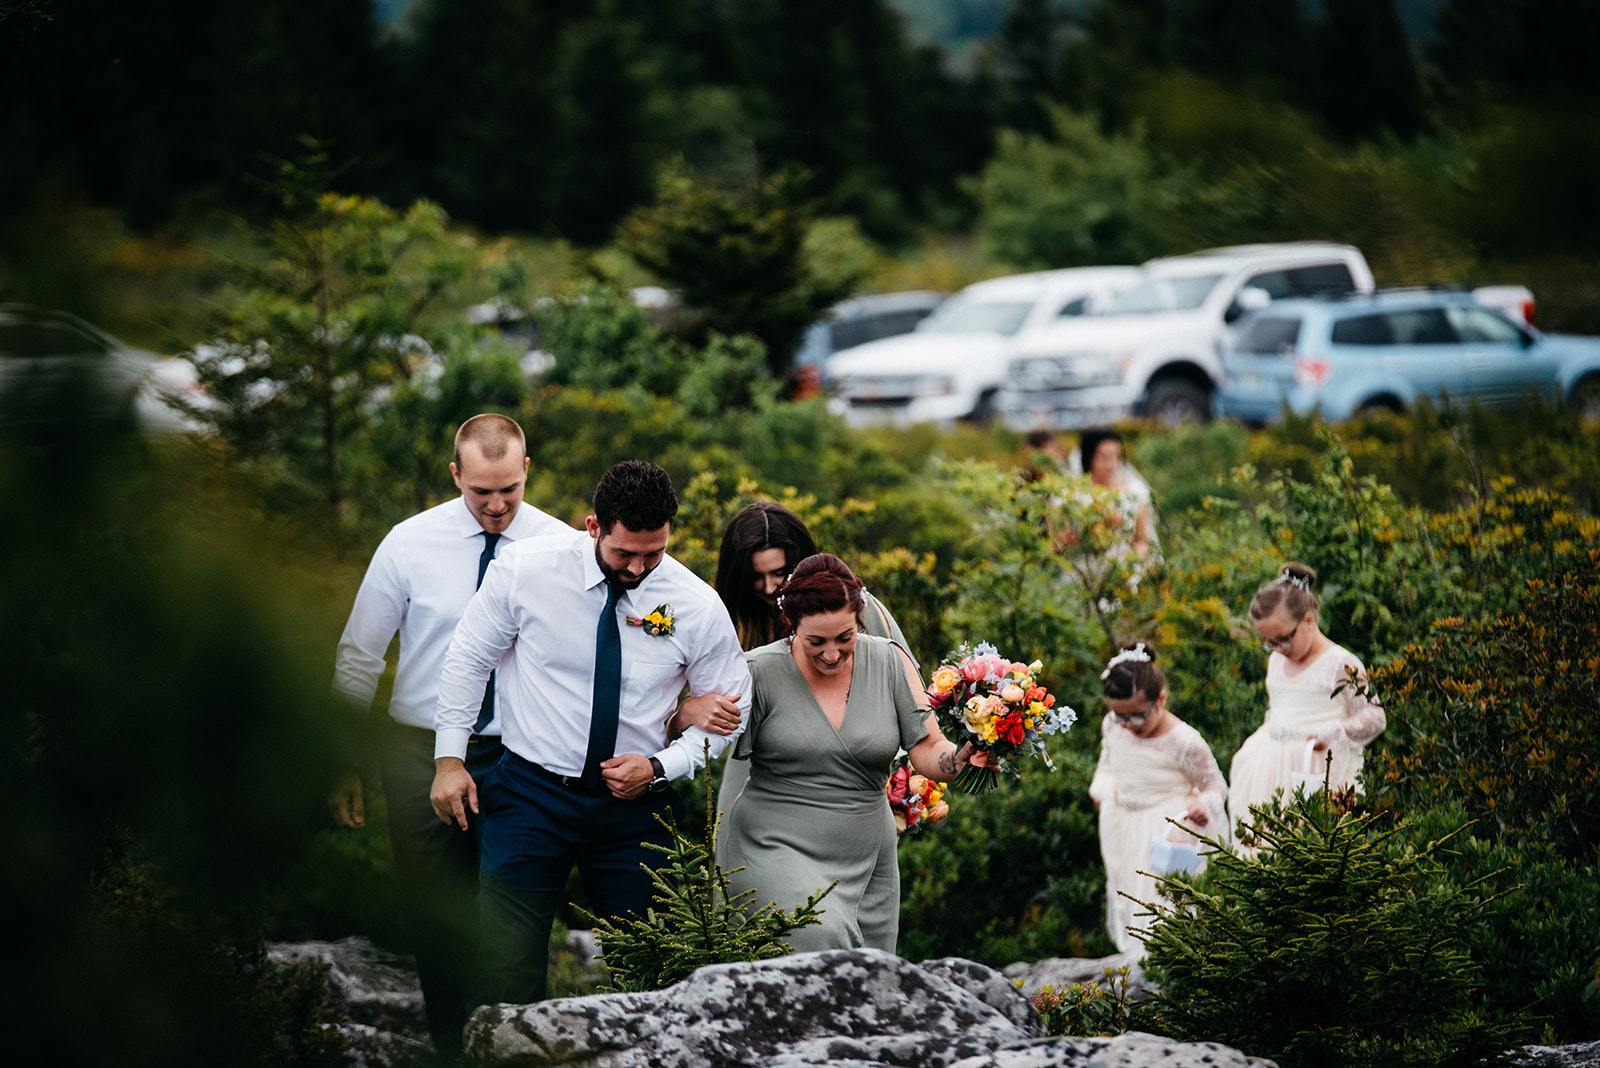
[886,761,949,837]
[926,641,1075,793]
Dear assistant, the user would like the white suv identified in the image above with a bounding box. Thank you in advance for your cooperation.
[825,266,1141,424]
[996,243,1376,428]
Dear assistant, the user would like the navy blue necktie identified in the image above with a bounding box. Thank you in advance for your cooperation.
[472,532,502,734]
[582,579,624,788]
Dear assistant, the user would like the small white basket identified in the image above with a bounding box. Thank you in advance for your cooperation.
[1149,813,1203,876]
[1291,740,1328,795]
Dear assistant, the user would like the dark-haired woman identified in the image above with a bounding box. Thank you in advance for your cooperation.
[716,553,969,953]
[1229,562,1385,816]
[1088,642,1226,954]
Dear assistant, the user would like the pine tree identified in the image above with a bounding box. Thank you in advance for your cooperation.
[1136,789,1530,1068]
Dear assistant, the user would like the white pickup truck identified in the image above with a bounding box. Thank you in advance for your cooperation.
[825,265,1142,425]
[995,243,1377,428]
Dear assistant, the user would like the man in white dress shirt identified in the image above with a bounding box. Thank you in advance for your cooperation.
[329,413,570,1057]
[430,459,751,1005]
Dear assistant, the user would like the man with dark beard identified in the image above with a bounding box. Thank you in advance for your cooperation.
[431,459,750,1005]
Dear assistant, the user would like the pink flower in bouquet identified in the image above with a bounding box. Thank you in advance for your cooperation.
[886,766,909,806]
[928,641,1076,793]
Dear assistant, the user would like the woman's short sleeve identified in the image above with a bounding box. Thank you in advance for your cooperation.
[883,639,931,751]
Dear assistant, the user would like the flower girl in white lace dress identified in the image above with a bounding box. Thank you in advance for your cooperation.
[1230,563,1386,821]
[1088,643,1227,955]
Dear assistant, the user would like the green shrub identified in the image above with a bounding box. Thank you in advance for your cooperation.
[1139,790,1531,1068]
[1031,967,1135,1038]
[1367,547,1600,861]
[897,744,1113,964]
[1403,805,1600,1044]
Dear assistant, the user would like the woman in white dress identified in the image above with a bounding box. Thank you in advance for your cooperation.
[1088,643,1227,955]
[1229,563,1386,822]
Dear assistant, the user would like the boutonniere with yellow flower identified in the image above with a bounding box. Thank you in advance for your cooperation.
[626,604,675,637]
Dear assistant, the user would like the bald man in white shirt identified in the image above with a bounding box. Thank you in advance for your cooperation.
[329,414,570,1058]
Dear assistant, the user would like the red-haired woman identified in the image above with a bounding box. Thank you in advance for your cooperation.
[716,553,971,953]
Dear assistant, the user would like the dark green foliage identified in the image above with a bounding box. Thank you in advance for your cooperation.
[1140,791,1531,1068]
[1367,547,1600,860]
[0,373,365,1063]
[583,763,831,992]
[181,146,516,522]
[1404,805,1600,1041]
[534,283,780,415]
[620,169,863,376]
[897,745,1114,964]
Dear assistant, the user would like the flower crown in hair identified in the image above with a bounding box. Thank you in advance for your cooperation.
[1100,643,1151,680]
[1279,569,1312,591]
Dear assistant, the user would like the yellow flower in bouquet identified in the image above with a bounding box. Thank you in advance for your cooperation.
[930,664,963,696]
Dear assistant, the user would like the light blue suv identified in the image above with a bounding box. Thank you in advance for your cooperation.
[1217,290,1600,423]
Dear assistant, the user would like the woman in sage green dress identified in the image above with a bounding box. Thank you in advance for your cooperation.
[715,552,970,953]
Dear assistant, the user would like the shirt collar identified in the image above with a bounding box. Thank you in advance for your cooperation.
[451,495,536,542]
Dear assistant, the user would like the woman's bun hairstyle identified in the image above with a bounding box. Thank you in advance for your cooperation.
[1100,641,1163,700]
[1250,561,1320,621]
[777,553,864,634]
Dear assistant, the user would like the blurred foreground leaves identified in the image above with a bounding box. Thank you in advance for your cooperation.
[0,369,365,1064]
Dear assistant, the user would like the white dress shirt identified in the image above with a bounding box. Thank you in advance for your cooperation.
[332,496,572,731]
[434,527,752,781]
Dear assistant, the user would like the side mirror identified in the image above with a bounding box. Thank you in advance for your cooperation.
[1226,286,1273,323]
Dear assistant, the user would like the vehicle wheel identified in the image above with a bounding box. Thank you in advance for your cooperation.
[1569,376,1600,424]
[1145,378,1211,426]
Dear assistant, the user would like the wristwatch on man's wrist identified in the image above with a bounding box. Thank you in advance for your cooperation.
[648,756,670,793]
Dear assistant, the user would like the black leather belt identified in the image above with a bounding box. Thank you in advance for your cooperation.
[513,752,611,797]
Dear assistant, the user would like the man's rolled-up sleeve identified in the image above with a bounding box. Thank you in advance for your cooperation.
[655,608,754,782]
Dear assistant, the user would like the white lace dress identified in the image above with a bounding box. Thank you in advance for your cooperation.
[1228,643,1386,820]
[1087,714,1227,955]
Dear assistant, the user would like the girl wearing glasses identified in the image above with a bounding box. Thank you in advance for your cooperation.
[1088,642,1226,955]
[1229,563,1386,822]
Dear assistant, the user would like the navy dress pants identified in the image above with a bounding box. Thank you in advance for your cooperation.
[476,750,678,1006]
[380,724,503,1059]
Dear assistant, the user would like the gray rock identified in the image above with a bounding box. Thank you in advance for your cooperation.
[1001,952,1148,999]
[947,1031,1277,1068]
[269,936,429,1042]
[465,948,1042,1067]
[1514,1041,1600,1068]
[335,1021,435,1068]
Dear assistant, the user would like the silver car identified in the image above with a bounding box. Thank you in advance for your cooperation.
[0,304,207,432]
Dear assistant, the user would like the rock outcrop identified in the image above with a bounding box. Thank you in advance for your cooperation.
[1515,1041,1600,1068]
[464,948,1274,1068]
[269,937,431,1042]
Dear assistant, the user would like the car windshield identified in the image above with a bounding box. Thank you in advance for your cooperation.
[919,295,1034,336]
[1105,274,1223,315]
